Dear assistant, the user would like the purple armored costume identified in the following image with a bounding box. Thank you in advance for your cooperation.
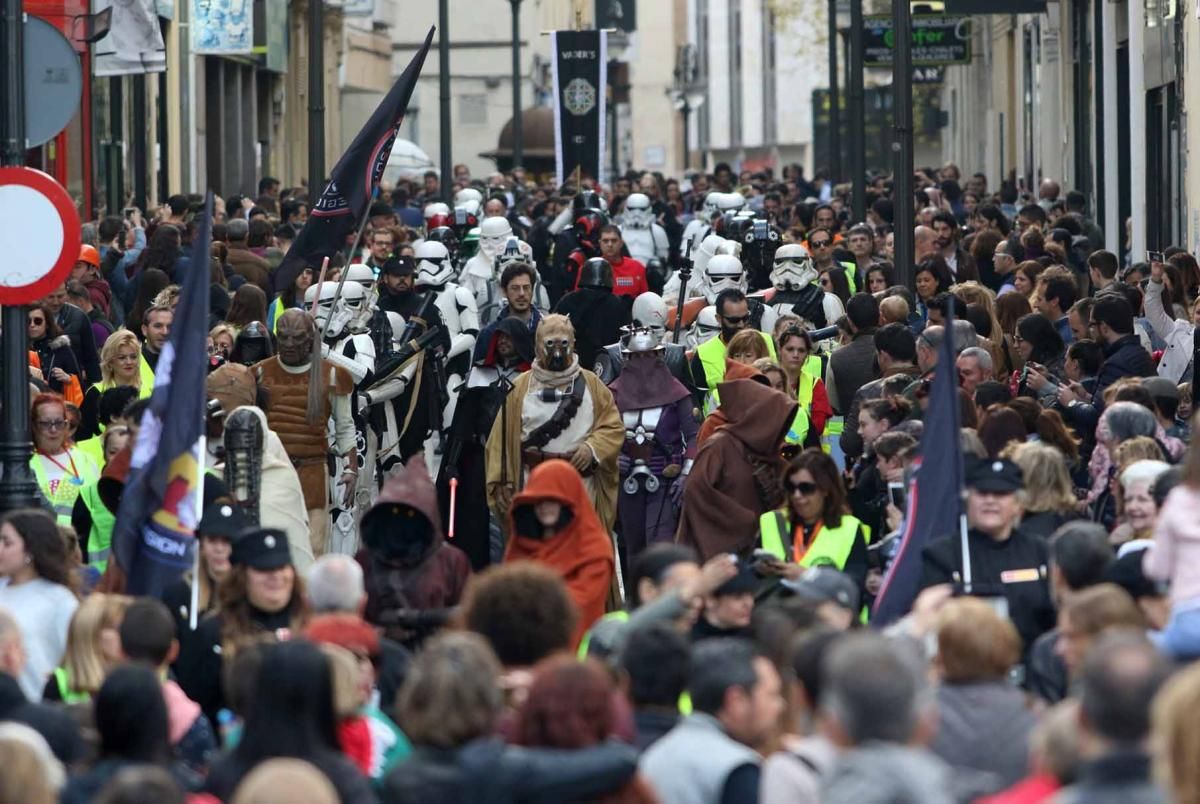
[609,346,698,562]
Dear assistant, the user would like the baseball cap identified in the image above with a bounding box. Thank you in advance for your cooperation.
[965,457,1023,495]
[780,566,860,612]
[713,563,761,597]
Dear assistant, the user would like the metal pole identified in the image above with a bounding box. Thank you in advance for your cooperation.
[1127,0,1145,259]
[307,0,325,192]
[827,0,841,181]
[681,98,690,173]
[438,0,452,201]
[108,77,124,215]
[849,0,865,222]
[510,0,523,171]
[1101,1,1118,252]
[132,75,147,209]
[0,0,39,512]
[891,0,914,286]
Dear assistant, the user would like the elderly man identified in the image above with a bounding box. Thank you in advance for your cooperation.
[306,554,412,709]
[955,347,994,398]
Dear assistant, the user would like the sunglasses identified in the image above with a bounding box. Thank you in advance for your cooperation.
[28,317,44,325]
[721,314,750,325]
[810,240,831,248]
[786,480,819,496]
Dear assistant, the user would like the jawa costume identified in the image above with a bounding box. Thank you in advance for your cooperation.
[438,317,535,570]
[676,377,798,560]
[609,327,698,564]
[358,455,470,646]
[254,309,356,556]
[485,315,624,535]
[504,459,615,649]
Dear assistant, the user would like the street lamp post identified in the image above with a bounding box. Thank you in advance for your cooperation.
[891,0,915,286]
[848,0,865,222]
[669,44,704,174]
[827,0,841,181]
[438,0,452,201]
[509,0,522,171]
[0,0,39,512]
[307,0,325,191]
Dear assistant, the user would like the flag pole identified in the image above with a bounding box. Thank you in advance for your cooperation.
[189,433,206,630]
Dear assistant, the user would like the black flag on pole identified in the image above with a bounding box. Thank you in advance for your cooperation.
[551,30,607,187]
[273,27,435,294]
[111,194,212,598]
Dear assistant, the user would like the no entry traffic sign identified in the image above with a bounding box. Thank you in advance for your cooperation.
[0,166,82,305]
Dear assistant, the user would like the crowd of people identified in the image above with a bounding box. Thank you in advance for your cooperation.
[2,158,1200,803]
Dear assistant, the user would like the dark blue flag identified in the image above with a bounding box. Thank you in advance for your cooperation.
[111,194,213,597]
[872,315,964,624]
[273,27,435,294]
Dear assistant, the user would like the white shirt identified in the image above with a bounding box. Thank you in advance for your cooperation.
[0,577,78,700]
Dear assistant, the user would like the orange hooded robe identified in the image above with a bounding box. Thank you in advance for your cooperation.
[504,460,615,648]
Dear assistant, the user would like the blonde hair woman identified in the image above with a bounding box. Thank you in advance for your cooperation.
[1152,662,1200,803]
[1010,442,1081,541]
[96,330,147,391]
[45,592,132,703]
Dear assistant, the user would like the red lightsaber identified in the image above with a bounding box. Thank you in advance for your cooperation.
[447,477,458,539]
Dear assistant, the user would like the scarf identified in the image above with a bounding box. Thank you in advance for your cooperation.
[531,354,581,387]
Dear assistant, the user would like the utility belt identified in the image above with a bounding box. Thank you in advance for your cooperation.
[621,458,683,494]
[521,448,595,477]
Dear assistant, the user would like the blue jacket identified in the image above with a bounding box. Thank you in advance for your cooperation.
[1092,334,1155,407]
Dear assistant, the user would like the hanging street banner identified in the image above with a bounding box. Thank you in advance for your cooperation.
[91,0,167,75]
[192,0,253,55]
[863,15,972,67]
[551,30,608,187]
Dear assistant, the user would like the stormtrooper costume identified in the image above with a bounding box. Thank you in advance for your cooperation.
[594,292,691,389]
[423,202,452,232]
[688,306,721,348]
[665,250,777,337]
[620,193,669,265]
[413,240,480,431]
[342,263,379,334]
[662,233,739,305]
[364,310,417,478]
[679,191,746,257]
[305,281,378,555]
[460,216,515,325]
[756,244,846,330]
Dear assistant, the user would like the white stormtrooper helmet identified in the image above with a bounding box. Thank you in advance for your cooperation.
[703,254,746,303]
[494,236,535,274]
[305,281,365,336]
[691,305,721,346]
[771,243,818,291]
[385,311,406,352]
[414,241,454,288]
[692,234,733,277]
[623,193,654,229]
[700,192,722,221]
[454,187,484,207]
[478,216,515,261]
[423,202,450,223]
[715,192,747,214]
[343,263,376,291]
[631,292,669,336]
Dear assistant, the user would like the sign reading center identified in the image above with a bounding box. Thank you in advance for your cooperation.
[864,15,972,67]
[0,167,82,305]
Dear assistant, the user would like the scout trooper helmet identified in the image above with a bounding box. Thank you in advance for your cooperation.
[771,244,819,291]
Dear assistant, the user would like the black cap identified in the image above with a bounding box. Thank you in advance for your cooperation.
[230,527,292,571]
[965,457,1024,494]
[198,503,248,540]
[381,255,416,276]
[713,563,760,597]
[781,567,860,612]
